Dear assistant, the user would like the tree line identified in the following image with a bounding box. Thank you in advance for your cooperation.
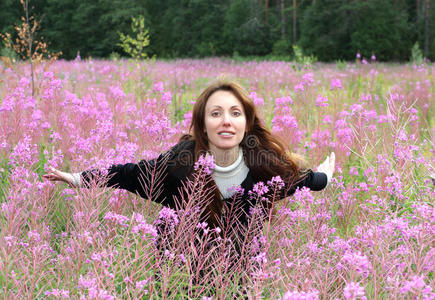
[0,0,434,61]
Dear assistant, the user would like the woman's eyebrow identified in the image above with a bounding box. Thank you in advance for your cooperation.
[209,105,241,110]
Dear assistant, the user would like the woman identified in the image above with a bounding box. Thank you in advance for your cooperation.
[44,80,335,230]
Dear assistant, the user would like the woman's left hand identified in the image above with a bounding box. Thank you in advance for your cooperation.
[317,152,335,185]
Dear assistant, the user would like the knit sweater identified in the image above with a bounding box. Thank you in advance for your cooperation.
[212,148,249,199]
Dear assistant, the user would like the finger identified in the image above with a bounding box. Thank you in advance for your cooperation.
[330,152,336,166]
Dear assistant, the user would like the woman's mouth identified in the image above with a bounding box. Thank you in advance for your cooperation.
[218,131,235,136]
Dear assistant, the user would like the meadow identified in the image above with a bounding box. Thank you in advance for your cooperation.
[0,58,434,299]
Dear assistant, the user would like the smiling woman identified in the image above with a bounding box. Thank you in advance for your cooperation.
[43,79,335,231]
[204,90,247,166]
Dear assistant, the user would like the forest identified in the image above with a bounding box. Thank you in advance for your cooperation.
[0,0,434,61]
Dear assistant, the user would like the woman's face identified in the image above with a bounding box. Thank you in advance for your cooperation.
[204,90,247,153]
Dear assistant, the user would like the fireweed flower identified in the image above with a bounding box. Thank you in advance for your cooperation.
[341,251,372,277]
[250,92,264,106]
[153,81,164,92]
[161,91,172,105]
[44,289,70,299]
[196,221,209,234]
[302,72,315,86]
[349,167,359,176]
[135,279,149,292]
[267,176,285,190]
[343,282,367,300]
[294,82,305,92]
[400,275,434,297]
[250,181,269,196]
[323,115,333,124]
[282,290,319,300]
[132,222,158,239]
[330,78,343,90]
[252,251,267,264]
[108,85,126,99]
[182,111,192,128]
[154,207,179,229]
[226,185,244,196]
[104,212,129,227]
[275,96,293,106]
[194,153,215,175]
[315,94,328,107]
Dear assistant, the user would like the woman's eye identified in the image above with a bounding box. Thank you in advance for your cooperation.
[232,111,241,116]
[211,111,220,117]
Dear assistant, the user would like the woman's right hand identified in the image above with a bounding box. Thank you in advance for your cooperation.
[317,152,335,185]
[43,167,78,187]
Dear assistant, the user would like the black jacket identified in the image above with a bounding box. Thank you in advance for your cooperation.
[82,140,327,225]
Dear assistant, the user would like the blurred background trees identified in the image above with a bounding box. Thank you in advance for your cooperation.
[0,0,434,61]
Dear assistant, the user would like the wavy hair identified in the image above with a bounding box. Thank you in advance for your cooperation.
[178,80,303,227]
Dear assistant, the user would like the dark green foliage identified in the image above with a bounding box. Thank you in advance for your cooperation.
[349,0,411,61]
[0,0,434,61]
[299,0,354,62]
[40,0,147,59]
[223,0,271,56]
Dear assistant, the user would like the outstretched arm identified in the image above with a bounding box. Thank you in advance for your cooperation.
[43,153,170,203]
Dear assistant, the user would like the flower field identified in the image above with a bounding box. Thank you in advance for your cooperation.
[0,58,434,299]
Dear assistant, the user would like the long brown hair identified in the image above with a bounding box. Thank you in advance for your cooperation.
[179,80,302,227]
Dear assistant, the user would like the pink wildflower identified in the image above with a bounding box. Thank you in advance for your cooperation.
[153,81,164,92]
[400,275,434,297]
[294,82,305,92]
[194,153,215,175]
[282,290,319,300]
[267,175,285,190]
[250,92,264,106]
[330,78,343,90]
[45,289,70,299]
[323,115,333,124]
[275,96,293,106]
[349,167,359,176]
[315,94,328,107]
[104,212,129,227]
[135,278,149,291]
[342,251,371,277]
[109,86,125,99]
[251,181,269,196]
[302,72,315,85]
[343,282,367,300]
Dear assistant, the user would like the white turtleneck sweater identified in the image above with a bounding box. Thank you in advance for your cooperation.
[212,148,249,199]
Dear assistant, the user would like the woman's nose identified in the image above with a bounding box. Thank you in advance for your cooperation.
[223,112,231,125]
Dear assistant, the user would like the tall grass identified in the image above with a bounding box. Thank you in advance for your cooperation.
[0,58,433,299]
